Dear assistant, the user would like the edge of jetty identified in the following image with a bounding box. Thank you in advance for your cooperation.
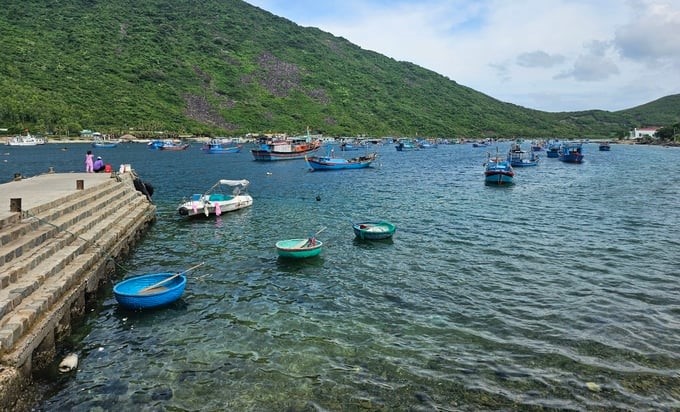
[0,168,156,409]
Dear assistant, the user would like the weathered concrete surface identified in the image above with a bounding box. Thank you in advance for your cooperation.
[0,170,156,410]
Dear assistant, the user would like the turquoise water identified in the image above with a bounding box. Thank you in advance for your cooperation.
[4,142,679,410]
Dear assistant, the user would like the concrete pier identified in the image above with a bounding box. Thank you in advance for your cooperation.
[0,170,156,409]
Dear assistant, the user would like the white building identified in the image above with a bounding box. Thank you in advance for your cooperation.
[629,127,659,139]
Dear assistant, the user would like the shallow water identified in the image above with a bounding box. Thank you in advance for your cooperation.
[4,141,679,410]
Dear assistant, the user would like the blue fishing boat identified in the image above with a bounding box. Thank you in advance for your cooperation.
[599,141,611,151]
[92,133,120,148]
[202,139,242,154]
[395,140,417,151]
[339,141,361,151]
[484,155,515,185]
[559,142,584,163]
[113,272,187,310]
[546,144,560,158]
[352,221,396,240]
[507,143,539,167]
[305,152,377,171]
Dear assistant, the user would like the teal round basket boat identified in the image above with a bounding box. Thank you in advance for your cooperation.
[275,238,323,258]
[352,221,396,240]
[113,272,187,310]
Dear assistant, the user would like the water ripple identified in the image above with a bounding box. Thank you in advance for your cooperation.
[22,143,680,410]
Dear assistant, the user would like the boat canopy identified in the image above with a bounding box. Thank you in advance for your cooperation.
[218,179,249,187]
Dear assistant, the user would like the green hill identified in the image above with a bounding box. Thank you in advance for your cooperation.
[1,0,677,138]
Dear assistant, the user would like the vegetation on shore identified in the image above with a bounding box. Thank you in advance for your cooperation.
[1,0,679,139]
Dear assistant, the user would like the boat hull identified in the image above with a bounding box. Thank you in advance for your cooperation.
[202,146,241,154]
[159,144,190,151]
[352,221,396,240]
[113,273,186,309]
[306,154,376,171]
[251,148,318,161]
[276,239,323,258]
[484,172,514,185]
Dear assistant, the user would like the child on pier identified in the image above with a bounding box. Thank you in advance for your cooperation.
[85,150,94,173]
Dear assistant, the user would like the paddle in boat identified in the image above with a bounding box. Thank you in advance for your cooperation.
[305,151,377,171]
[484,153,515,185]
[177,179,253,217]
[276,228,325,258]
[352,221,396,240]
[113,263,204,310]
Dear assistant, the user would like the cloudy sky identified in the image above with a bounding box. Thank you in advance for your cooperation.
[244,0,680,113]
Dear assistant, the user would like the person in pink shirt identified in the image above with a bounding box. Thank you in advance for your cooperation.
[85,150,94,173]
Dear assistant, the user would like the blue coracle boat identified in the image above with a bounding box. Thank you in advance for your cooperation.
[113,272,187,310]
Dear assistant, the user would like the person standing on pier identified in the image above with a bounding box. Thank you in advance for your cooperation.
[85,150,94,173]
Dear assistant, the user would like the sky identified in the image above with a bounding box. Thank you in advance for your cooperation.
[244,0,680,113]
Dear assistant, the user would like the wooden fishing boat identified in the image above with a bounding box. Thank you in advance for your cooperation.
[484,155,515,185]
[275,238,323,258]
[559,142,584,163]
[507,143,538,167]
[352,221,396,240]
[177,179,253,217]
[251,130,322,161]
[202,139,242,154]
[159,141,190,151]
[305,152,377,171]
[395,140,417,151]
[113,272,187,310]
[546,144,560,158]
[92,133,120,148]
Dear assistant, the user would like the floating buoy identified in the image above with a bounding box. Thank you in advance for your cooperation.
[59,353,78,373]
[266,171,272,176]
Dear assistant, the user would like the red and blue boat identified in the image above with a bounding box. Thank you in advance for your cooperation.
[484,155,515,185]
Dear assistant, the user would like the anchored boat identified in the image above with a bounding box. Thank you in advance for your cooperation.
[178,179,253,217]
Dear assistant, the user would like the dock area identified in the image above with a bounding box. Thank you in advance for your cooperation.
[0,170,156,409]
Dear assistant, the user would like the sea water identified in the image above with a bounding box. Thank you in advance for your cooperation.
[2,142,678,410]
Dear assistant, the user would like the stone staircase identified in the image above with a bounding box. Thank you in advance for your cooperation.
[0,173,156,370]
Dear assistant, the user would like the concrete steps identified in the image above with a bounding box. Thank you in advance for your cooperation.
[0,175,156,361]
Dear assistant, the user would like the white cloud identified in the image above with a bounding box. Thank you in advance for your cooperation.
[245,0,680,112]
